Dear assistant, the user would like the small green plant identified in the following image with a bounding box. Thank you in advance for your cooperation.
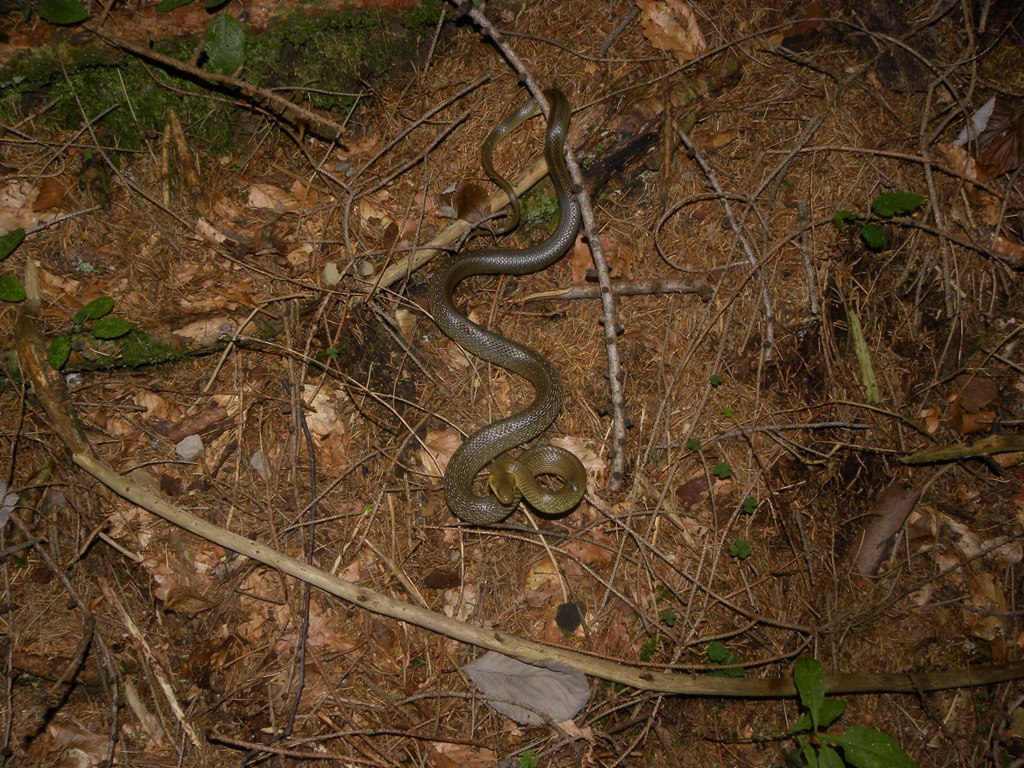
[834,191,924,251]
[720,405,734,418]
[518,749,540,768]
[47,296,133,371]
[712,462,732,479]
[707,640,744,678]
[729,539,751,559]
[788,657,917,768]
[35,0,89,25]
[638,634,661,662]
[0,228,26,302]
[686,438,702,452]
[741,497,758,515]
[710,373,724,386]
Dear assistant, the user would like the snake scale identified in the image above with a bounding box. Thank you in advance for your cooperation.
[428,89,587,525]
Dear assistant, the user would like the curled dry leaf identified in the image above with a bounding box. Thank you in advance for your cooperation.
[675,474,710,510]
[975,96,1024,179]
[954,375,998,412]
[964,572,1007,642]
[848,482,920,577]
[248,182,301,212]
[523,555,560,607]
[919,406,941,434]
[395,308,418,340]
[134,390,182,422]
[563,530,615,569]
[31,177,68,212]
[443,580,479,623]
[422,428,461,477]
[428,742,495,768]
[303,384,343,437]
[636,0,707,64]
[439,180,490,224]
[994,235,1024,263]
[569,233,630,284]
[570,235,593,284]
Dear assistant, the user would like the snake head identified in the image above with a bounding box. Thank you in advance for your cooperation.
[486,460,520,507]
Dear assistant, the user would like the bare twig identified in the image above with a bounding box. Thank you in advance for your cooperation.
[524,278,713,302]
[672,121,776,360]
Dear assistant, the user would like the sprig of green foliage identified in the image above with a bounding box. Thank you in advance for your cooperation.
[707,640,745,678]
[47,296,133,371]
[788,657,918,768]
[834,192,924,251]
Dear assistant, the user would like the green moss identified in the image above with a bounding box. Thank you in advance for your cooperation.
[522,180,559,225]
[71,327,185,370]
[0,0,444,150]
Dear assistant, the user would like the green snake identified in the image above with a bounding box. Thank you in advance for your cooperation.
[428,89,587,525]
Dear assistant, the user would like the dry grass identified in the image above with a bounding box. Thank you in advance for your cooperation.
[1,0,1023,766]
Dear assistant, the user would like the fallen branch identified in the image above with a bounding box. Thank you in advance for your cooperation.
[524,278,713,303]
[901,433,1024,464]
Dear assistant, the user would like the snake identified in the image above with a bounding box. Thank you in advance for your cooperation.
[427,89,587,526]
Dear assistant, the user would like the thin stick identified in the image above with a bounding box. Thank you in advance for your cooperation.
[672,120,776,359]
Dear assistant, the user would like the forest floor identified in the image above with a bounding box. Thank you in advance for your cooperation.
[1,0,1024,766]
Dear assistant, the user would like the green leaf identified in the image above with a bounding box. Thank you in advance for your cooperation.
[729,539,751,559]
[206,13,245,75]
[35,0,88,24]
[790,712,814,734]
[204,0,230,9]
[742,497,758,515]
[819,698,848,728]
[156,0,193,10]
[47,336,72,371]
[871,192,924,218]
[859,223,886,250]
[818,744,845,768]
[659,610,677,627]
[0,273,26,302]
[800,741,820,768]
[712,462,732,479]
[0,228,25,260]
[707,641,728,663]
[81,296,115,320]
[828,726,918,768]
[639,635,660,661]
[519,750,540,768]
[833,209,858,230]
[794,657,826,732]
[685,438,702,452]
[91,316,132,339]
[710,373,724,386]
[720,405,734,418]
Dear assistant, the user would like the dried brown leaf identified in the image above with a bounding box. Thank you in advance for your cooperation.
[636,0,707,64]
[428,743,495,768]
[31,177,68,212]
[848,482,920,576]
[422,429,461,477]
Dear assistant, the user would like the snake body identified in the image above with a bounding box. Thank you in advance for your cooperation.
[428,89,587,525]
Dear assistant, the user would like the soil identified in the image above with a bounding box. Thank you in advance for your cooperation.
[1,0,1023,766]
